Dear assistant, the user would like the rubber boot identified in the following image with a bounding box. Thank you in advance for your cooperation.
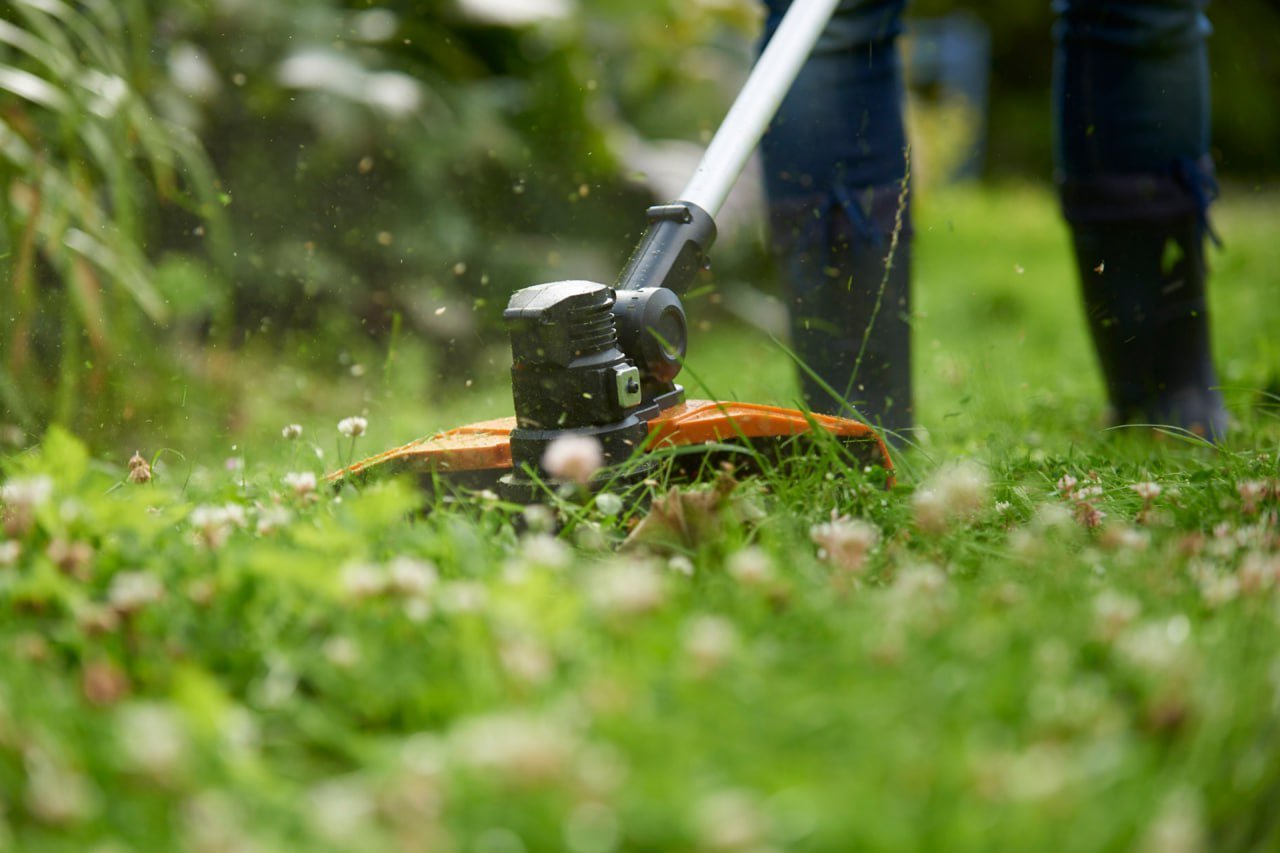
[1069,210,1227,440]
[770,182,913,437]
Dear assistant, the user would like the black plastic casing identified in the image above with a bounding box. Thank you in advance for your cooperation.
[497,201,718,500]
[504,281,639,431]
[616,202,717,297]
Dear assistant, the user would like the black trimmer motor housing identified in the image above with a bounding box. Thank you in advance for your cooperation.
[498,200,716,500]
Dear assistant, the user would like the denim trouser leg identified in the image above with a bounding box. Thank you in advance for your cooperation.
[1053,0,1216,218]
[1052,0,1226,437]
[760,0,913,433]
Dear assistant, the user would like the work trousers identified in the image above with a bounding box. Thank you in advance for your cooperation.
[760,0,1215,219]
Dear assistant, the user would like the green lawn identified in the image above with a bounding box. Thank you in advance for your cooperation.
[2,184,1279,850]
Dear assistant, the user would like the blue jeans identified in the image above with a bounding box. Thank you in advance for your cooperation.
[761,0,1215,211]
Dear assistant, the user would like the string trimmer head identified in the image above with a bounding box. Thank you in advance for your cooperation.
[328,0,892,500]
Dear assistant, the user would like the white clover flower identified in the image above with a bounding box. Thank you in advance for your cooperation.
[186,577,218,606]
[307,777,376,843]
[257,657,299,708]
[24,749,98,825]
[323,635,361,669]
[47,538,93,579]
[404,598,433,623]
[1199,573,1240,608]
[1207,530,1238,560]
[912,488,949,535]
[695,789,771,852]
[913,460,991,534]
[541,434,604,486]
[183,791,249,853]
[337,416,368,437]
[1092,590,1141,642]
[438,580,488,614]
[892,563,948,598]
[1102,524,1150,551]
[594,491,624,516]
[499,636,554,686]
[1131,481,1161,501]
[116,702,188,780]
[1031,502,1075,532]
[883,563,953,631]
[1238,480,1268,514]
[574,520,608,551]
[518,533,572,571]
[589,560,666,617]
[576,743,629,797]
[77,603,121,634]
[0,474,53,509]
[726,546,775,587]
[341,562,386,600]
[667,555,695,577]
[1237,480,1267,501]
[386,556,438,597]
[1056,474,1079,497]
[450,712,579,787]
[190,504,240,548]
[189,506,223,530]
[521,503,557,534]
[1238,551,1279,594]
[283,471,318,498]
[282,423,303,440]
[810,514,880,574]
[0,539,21,566]
[224,503,248,528]
[940,461,992,513]
[255,505,293,536]
[1076,503,1106,529]
[108,571,164,614]
[1139,788,1206,853]
[682,615,739,675]
[1116,616,1192,674]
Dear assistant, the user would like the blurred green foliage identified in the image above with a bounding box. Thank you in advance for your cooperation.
[0,0,757,441]
[0,0,231,428]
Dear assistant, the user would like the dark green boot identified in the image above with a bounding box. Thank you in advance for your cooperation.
[769,181,913,438]
[1069,210,1227,440]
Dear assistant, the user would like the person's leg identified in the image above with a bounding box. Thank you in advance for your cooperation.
[760,0,913,436]
[1053,0,1227,438]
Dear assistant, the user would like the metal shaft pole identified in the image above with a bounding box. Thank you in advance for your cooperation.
[678,0,840,218]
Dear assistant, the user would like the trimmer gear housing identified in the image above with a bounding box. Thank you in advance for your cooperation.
[500,280,656,502]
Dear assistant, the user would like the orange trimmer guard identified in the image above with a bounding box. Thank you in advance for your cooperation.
[328,399,893,492]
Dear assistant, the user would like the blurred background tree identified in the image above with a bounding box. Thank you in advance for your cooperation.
[1,0,1275,446]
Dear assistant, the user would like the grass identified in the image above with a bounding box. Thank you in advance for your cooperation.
[1,183,1279,850]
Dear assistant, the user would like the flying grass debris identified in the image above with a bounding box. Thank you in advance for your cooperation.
[338,416,368,438]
